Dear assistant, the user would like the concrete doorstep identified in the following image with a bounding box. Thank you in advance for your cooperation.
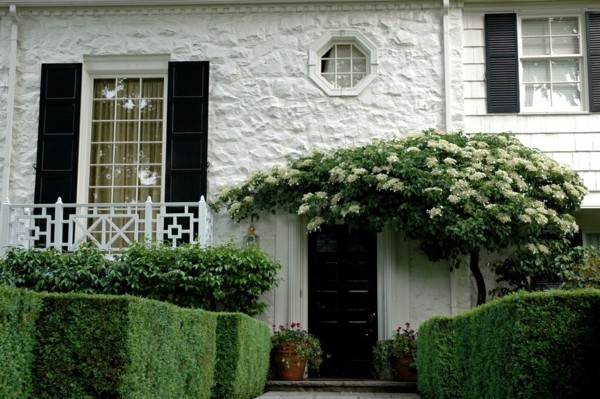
[256,379,421,399]
[256,392,421,399]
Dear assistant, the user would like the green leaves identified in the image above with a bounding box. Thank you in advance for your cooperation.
[0,242,282,316]
[212,130,586,285]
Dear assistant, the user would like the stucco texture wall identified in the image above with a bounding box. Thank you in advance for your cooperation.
[0,3,449,204]
[0,2,474,330]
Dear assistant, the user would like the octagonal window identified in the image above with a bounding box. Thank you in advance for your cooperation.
[309,31,378,96]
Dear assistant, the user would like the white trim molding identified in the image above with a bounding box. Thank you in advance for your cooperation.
[308,30,379,97]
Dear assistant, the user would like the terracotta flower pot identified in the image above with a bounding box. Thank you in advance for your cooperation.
[394,355,417,382]
[273,344,307,381]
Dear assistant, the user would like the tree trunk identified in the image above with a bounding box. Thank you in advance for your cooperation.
[469,250,486,306]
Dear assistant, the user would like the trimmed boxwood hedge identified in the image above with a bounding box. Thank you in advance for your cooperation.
[0,286,271,399]
[212,313,271,399]
[416,315,462,399]
[417,289,600,399]
[0,287,42,399]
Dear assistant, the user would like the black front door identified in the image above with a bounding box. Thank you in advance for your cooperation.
[308,225,377,378]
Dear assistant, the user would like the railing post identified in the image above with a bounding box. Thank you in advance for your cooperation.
[144,196,153,242]
[0,198,11,255]
[53,197,63,252]
[198,196,207,246]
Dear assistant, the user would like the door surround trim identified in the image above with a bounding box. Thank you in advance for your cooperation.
[276,216,411,340]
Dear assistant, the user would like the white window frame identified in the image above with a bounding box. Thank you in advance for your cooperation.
[518,14,587,113]
[308,31,378,96]
[78,54,170,204]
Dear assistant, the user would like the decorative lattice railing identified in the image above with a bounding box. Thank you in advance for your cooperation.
[0,196,213,254]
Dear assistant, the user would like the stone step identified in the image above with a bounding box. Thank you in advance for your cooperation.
[265,379,417,393]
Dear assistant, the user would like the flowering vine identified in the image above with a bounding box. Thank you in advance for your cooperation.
[212,130,587,304]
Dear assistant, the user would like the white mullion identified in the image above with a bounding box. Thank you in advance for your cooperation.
[520,14,585,111]
[135,77,142,203]
[111,77,119,204]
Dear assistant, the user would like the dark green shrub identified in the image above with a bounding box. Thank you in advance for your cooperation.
[119,299,217,399]
[32,294,130,398]
[416,316,462,399]
[1,288,272,399]
[419,290,600,399]
[0,286,42,399]
[491,244,600,296]
[31,293,217,399]
[212,313,270,399]
[0,241,281,315]
[115,241,281,314]
[372,339,394,380]
[559,246,600,289]
[0,245,117,294]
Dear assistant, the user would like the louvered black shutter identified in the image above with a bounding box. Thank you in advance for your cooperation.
[34,64,82,204]
[587,12,600,112]
[485,14,520,113]
[166,61,209,201]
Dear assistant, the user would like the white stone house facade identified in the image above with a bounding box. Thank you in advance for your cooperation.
[0,0,598,377]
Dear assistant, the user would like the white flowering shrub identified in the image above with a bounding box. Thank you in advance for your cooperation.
[212,130,587,304]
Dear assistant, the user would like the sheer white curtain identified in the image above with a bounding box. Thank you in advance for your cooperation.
[89,77,164,204]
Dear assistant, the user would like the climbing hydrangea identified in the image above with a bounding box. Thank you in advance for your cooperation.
[212,129,586,262]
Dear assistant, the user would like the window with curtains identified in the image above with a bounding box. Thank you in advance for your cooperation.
[90,77,165,204]
[520,16,583,111]
[485,12,600,113]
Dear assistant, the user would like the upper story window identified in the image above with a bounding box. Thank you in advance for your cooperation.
[309,31,378,96]
[90,76,165,204]
[520,17,582,111]
[484,12,600,114]
[321,43,367,89]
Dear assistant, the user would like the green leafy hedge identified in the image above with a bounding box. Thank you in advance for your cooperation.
[212,313,271,399]
[32,292,217,399]
[417,289,600,399]
[0,287,42,399]
[416,316,462,399]
[0,286,271,399]
[0,241,281,315]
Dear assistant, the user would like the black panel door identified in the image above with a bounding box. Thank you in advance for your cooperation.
[308,225,377,378]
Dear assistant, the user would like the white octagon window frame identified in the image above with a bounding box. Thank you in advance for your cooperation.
[308,30,379,97]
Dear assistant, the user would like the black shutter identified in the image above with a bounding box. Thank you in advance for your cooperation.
[485,14,520,113]
[587,12,600,112]
[34,64,82,204]
[166,61,209,201]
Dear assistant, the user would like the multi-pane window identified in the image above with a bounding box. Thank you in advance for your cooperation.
[89,77,165,204]
[586,233,600,249]
[520,17,582,111]
[320,43,367,89]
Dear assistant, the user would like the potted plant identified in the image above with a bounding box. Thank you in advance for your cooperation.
[372,339,395,380]
[390,322,418,382]
[271,322,323,380]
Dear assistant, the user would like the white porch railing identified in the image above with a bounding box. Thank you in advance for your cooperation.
[0,196,213,254]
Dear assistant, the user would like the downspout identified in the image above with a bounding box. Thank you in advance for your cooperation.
[2,4,18,201]
[443,0,452,132]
